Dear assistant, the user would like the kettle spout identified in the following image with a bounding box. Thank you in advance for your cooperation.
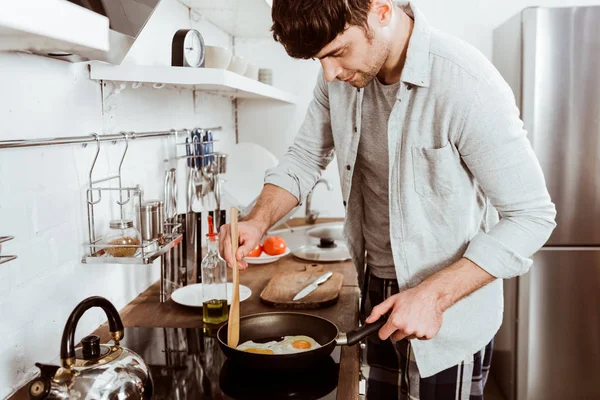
[28,363,68,399]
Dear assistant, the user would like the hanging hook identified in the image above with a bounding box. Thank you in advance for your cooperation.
[87,133,103,205]
[116,132,132,208]
[118,131,129,177]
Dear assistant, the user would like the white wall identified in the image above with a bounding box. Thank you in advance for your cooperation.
[0,0,235,397]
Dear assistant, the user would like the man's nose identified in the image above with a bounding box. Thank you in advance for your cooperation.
[320,58,343,82]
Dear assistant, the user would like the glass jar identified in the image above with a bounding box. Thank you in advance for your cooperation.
[201,216,228,324]
[103,219,141,257]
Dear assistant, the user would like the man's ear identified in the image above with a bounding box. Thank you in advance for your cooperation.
[370,0,393,27]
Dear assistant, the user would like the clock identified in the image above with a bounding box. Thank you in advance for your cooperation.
[172,29,205,67]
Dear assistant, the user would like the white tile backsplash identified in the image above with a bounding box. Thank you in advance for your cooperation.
[0,0,239,396]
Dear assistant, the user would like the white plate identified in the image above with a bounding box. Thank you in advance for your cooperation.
[171,283,252,307]
[244,247,291,264]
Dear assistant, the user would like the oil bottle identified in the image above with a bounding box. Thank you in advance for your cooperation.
[201,215,228,324]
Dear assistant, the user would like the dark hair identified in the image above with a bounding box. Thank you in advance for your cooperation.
[271,0,372,59]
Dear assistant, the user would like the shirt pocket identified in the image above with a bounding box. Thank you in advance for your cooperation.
[411,143,457,197]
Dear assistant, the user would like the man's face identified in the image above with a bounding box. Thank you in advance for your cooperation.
[315,22,390,88]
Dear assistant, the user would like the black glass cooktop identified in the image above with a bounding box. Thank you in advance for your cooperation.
[119,326,340,400]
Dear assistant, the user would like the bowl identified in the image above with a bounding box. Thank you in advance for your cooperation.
[227,55,249,75]
[205,45,232,69]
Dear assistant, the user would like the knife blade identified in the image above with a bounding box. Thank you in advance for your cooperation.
[292,271,333,301]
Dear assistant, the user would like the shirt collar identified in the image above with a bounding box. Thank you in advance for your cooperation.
[398,2,431,88]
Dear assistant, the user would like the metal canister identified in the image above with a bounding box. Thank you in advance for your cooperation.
[136,200,164,242]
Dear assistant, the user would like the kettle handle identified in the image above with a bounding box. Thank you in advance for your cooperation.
[60,296,124,368]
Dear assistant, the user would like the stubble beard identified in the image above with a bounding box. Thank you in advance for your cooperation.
[349,32,391,88]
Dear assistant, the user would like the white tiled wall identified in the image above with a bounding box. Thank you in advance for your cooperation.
[0,0,238,396]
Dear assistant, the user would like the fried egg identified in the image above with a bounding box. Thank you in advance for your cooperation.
[236,340,278,354]
[237,335,321,355]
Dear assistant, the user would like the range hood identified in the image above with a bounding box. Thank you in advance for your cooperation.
[0,0,161,63]
[62,0,162,63]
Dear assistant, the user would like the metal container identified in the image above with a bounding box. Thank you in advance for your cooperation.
[136,200,164,241]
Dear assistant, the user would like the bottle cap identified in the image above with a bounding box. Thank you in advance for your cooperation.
[207,215,218,241]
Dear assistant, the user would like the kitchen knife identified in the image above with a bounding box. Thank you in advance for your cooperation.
[293,271,333,301]
[192,130,201,170]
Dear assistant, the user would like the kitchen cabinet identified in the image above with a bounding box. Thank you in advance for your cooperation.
[0,0,109,58]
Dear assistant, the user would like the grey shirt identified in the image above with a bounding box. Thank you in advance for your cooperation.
[265,3,556,377]
[357,78,400,278]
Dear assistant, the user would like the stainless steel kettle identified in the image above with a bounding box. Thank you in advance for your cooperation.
[28,296,153,399]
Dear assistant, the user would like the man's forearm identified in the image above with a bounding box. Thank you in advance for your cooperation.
[420,258,496,312]
[243,184,299,235]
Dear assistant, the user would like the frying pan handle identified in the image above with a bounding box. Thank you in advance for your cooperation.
[341,316,388,346]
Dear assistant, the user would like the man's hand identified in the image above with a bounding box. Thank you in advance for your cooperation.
[364,258,496,341]
[219,220,264,270]
[365,286,443,341]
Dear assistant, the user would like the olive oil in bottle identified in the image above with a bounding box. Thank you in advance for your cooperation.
[202,298,228,324]
[201,216,229,325]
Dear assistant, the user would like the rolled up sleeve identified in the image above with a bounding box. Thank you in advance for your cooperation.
[264,70,335,203]
[458,78,557,279]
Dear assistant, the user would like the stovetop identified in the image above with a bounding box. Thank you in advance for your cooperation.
[119,326,340,400]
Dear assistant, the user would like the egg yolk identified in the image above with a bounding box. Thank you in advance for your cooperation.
[292,340,312,349]
[244,348,275,354]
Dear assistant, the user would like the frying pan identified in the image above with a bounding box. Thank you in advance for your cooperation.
[217,312,386,368]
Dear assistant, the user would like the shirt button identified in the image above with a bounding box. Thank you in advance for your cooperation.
[354,126,357,133]
[406,84,413,91]
[343,201,347,207]
[346,165,351,171]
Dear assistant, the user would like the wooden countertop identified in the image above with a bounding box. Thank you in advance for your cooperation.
[9,218,361,400]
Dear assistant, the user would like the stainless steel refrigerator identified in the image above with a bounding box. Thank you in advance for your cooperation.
[492,6,600,400]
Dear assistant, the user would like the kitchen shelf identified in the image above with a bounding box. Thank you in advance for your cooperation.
[179,0,273,38]
[88,62,297,103]
[0,0,109,58]
[82,234,183,265]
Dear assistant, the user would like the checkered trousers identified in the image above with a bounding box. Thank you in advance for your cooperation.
[360,269,493,400]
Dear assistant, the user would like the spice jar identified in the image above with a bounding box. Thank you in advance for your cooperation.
[103,219,141,257]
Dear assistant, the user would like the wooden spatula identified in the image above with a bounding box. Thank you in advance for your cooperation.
[227,207,240,348]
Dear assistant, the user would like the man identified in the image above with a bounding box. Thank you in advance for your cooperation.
[219,0,556,398]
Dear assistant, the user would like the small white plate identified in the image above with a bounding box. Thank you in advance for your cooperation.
[171,283,252,307]
[244,247,291,264]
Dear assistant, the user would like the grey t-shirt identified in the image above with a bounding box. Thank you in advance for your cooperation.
[356,78,400,279]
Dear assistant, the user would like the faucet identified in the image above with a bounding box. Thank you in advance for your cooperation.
[305,178,333,224]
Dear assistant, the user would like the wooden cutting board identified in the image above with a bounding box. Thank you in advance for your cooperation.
[260,264,344,309]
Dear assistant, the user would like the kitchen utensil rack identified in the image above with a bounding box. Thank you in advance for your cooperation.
[0,236,17,265]
[78,128,221,266]
[81,131,184,265]
[0,127,221,149]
